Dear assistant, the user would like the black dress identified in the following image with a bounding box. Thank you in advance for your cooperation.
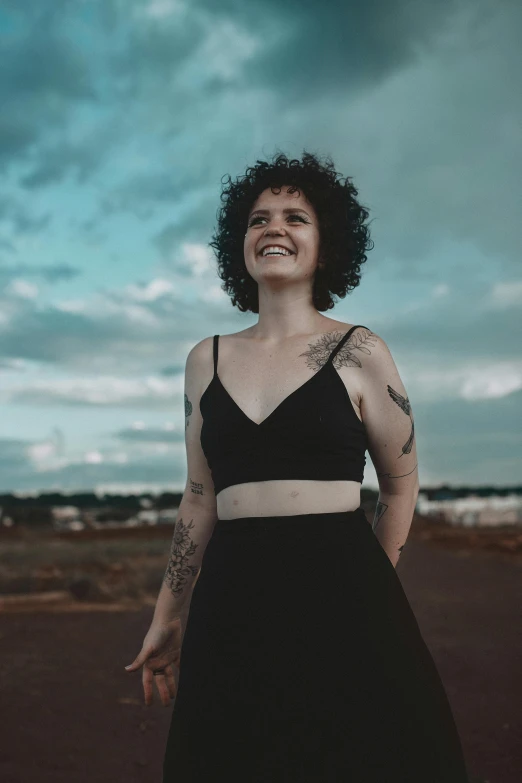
[162,507,469,782]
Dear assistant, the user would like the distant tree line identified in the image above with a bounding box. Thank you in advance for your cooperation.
[0,485,520,529]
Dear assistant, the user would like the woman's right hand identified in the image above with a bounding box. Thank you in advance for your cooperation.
[124,616,183,707]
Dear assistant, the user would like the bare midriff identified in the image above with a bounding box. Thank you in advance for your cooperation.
[216,480,361,520]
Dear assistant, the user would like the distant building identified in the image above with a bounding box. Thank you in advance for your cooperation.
[136,509,159,526]
[416,493,522,527]
[51,506,85,531]
[158,508,178,525]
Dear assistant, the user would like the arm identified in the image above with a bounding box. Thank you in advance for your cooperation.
[152,336,219,624]
[359,331,420,568]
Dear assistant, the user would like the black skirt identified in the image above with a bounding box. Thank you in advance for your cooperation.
[163,507,469,782]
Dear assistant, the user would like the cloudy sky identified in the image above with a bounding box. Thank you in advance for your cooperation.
[0,0,520,495]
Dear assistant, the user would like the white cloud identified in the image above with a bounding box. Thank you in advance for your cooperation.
[413,361,522,402]
[200,283,229,303]
[84,450,104,464]
[490,281,522,309]
[461,365,522,401]
[173,18,260,88]
[124,278,176,301]
[8,374,181,407]
[7,279,39,299]
[432,283,450,298]
[28,441,58,463]
[178,243,215,277]
[55,299,87,313]
[140,0,186,20]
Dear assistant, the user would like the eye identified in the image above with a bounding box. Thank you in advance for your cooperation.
[247,214,310,227]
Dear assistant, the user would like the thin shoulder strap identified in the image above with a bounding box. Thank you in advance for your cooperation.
[212,334,219,376]
[328,324,369,364]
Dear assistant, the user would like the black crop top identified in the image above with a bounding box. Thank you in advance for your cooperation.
[199,325,369,495]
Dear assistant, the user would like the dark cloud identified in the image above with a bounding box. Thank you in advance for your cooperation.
[10,388,178,411]
[0,237,16,254]
[198,0,464,100]
[2,0,472,200]
[0,437,31,469]
[108,7,203,96]
[0,286,237,371]
[0,17,96,173]
[153,196,219,262]
[0,195,52,240]
[113,426,183,443]
[0,359,25,370]
[160,364,185,377]
[1,387,520,492]
[415,388,522,485]
[106,0,466,106]
[0,263,81,284]
[0,447,186,493]
[21,139,107,189]
[380,286,520,364]
[0,307,125,364]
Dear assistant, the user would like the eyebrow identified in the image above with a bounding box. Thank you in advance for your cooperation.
[248,207,311,218]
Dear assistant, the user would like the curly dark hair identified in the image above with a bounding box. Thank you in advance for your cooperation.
[208,149,375,313]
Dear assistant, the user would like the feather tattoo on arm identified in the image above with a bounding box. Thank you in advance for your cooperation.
[387,385,415,458]
[372,500,388,533]
[184,393,192,430]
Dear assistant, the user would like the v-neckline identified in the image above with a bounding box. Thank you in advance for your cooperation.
[215,361,332,428]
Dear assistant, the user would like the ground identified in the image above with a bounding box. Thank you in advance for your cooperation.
[0,513,520,782]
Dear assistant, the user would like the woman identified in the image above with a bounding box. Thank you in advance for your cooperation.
[125,151,469,781]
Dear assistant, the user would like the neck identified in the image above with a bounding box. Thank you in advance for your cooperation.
[252,285,330,340]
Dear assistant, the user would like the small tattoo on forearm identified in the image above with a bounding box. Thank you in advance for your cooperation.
[164,517,199,597]
[387,385,415,457]
[190,479,204,496]
[184,393,192,430]
[372,500,388,532]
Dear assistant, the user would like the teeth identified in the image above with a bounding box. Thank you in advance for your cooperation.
[262,246,293,257]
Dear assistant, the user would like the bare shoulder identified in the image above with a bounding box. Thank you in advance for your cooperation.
[184,336,216,395]
[186,334,215,364]
[349,327,405,401]
[355,326,394,367]
[332,323,392,404]
[329,322,388,365]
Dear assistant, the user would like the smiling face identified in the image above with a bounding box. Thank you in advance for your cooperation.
[243,186,322,288]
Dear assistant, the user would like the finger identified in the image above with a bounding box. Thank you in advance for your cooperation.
[125,646,153,672]
[142,665,154,706]
[164,665,178,701]
[154,670,174,707]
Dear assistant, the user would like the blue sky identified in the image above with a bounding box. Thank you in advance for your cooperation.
[0,0,520,494]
